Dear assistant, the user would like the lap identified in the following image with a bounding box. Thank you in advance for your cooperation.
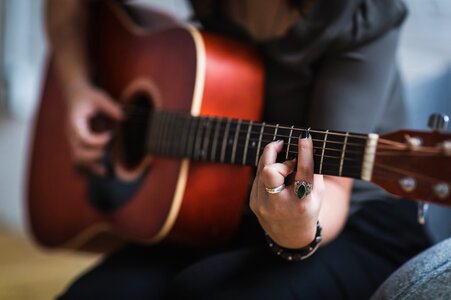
[59,200,431,300]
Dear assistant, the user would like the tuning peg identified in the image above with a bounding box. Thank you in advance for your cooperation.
[417,202,429,225]
[428,113,449,131]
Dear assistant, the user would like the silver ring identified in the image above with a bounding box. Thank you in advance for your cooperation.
[265,183,285,194]
[294,180,313,199]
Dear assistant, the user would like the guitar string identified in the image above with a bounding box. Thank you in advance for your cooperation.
[163,151,365,178]
[148,131,421,159]
[152,139,367,165]
[150,136,366,161]
[121,110,443,155]
[123,117,443,156]
[138,115,441,154]
[121,109,369,140]
[150,129,440,156]
[122,109,450,155]
[123,115,368,147]
[145,118,369,148]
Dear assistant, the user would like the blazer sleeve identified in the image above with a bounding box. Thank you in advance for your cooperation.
[307,27,406,134]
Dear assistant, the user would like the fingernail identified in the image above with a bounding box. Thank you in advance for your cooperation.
[276,139,284,143]
[301,131,309,139]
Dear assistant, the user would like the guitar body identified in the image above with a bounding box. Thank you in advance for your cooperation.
[28,3,263,249]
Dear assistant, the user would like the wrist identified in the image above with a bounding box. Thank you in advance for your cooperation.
[265,221,322,262]
[269,219,318,249]
[65,78,91,95]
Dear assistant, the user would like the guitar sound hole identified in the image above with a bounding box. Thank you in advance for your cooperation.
[119,93,153,170]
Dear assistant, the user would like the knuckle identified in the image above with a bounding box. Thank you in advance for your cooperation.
[295,201,308,215]
[261,165,274,179]
[250,200,266,217]
[249,198,257,213]
[256,205,271,219]
[264,142,273,150]
[261,167,277,185]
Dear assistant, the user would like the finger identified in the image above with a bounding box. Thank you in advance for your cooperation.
[80,130,112,148]
[72,115,112,147]
[257,140,284,174]
[260,159,296,191]
[295,133,314,181]
[85,162,107,176]
[72,147,105,163]
[95,93,124,121]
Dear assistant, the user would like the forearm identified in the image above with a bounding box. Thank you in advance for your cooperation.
[46,0,90,92]
[318,176,352,244]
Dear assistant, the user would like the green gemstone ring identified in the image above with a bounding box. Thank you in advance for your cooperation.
[294,180,313,199]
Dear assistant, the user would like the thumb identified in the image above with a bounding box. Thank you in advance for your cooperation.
[95,93,124,121]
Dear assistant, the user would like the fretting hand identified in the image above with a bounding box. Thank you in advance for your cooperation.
[250,134,325,249]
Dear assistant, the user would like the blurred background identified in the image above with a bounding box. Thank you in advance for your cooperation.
[0,0,450,299]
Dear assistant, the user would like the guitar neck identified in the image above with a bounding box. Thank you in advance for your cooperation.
[146,111,377,181]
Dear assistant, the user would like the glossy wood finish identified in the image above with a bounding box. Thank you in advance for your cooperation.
[27,2,263,249]
[372,129,451,206]
[168,31,263,245]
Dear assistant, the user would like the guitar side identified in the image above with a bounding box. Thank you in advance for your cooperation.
[27,2,264,250]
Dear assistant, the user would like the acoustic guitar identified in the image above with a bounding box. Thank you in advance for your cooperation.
[27,2,451,251]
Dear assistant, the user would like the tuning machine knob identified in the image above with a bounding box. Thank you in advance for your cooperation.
[428,113,449,131]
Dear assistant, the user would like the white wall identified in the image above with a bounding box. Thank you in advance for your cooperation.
[3,0,46,119]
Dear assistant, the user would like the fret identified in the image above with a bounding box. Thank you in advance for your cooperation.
[342,135,368,179]
[285,125,295,160]
[150,111,161,154]
[339,132,349,176]
[166,112,176,155]
[243,121,253,165]
[179,114,191,157]
[319,130,329,174]
[194,117,206,160]
[143,111,370,179]
[255,122,265,166]
[158,112,169,155]
[186,116,199,158]
[235,122,250,165]
[318,132,345,177]
[210,117,222,162]
[168,113,179,156]
[220,118,232,163]
[231,120,242,164]
[273,124,279,141]
[178,113,189,157]
[244,122,260,167]
[169,113,178,156]
[168,113,180,157]
[147,111,159,153]
[159,113,168,154]
[200,117,212,161]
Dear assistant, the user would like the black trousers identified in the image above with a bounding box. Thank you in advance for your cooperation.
[59,200,431,300]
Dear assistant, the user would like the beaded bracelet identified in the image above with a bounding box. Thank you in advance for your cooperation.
[265,221,322,262]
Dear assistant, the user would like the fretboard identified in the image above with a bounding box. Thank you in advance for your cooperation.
[146,111,369,180]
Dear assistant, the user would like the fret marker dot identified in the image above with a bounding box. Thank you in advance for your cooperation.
[251,141,256,147]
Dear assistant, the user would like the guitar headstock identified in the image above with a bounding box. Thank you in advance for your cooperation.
[370,114,451,206]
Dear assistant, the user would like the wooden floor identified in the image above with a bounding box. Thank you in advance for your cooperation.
[0,227,101,300]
